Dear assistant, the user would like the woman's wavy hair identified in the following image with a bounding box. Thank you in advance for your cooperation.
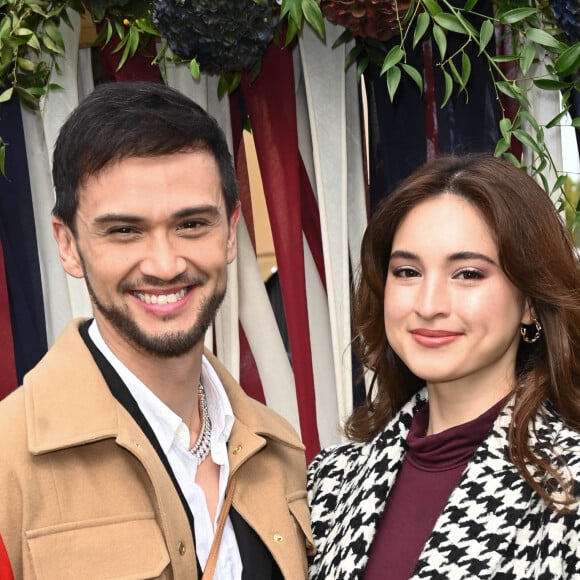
[346,153,580,510]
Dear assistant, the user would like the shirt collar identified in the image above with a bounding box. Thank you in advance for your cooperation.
[88,320,235,460]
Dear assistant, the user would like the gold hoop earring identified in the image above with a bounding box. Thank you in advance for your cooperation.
[521,318,542,343]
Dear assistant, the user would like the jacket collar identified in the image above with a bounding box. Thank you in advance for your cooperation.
[25,319,304,457]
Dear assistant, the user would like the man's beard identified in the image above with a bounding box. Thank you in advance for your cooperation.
[85,275,226,358]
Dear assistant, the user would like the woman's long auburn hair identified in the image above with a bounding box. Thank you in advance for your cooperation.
[346,153,580,510]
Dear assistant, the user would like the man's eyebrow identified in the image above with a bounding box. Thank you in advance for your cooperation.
[389,249,497,265]
[93,205,221,226]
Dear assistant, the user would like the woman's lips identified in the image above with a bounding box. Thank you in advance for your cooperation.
[410,329,463,347]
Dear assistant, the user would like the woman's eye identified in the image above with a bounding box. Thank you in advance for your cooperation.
[392,266,420,278]
[455,269,484,280]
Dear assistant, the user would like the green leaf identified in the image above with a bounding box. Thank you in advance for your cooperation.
[494,137,510,157]
[189,58,200,79]
[413,12,430,49]
[41,34,64,55]
[461,52,471,89]
[356,56,368,81]
[551,174,568,195]
[0,142,5,177]
[0,16,10,39]
[519,110,540,134]
[386,65,402,102]
[401,63,423,93]
[26,32,42,52]
[44,21,65,50]
[380,45,404,75]
[533,78,570,90]
[129,24,139,56]
[519,43,535,75]
[463,0,478,11]
[421,0,443,17]
[15,27,34,38]
[284,0,302,28]
[432,24,447,60]
[442,69,453,106]
[345,44,362,70]
[302,0,325,41]
[525,29,567,52]
[17,57,36,72]
[449,59,462,86]
[491,54,520,63]
[332,29,353,50]
[0,87,13,103]
[499,117,512,140]
[505,153,522,168]
[555,44,580,77]
[495,81,522,101]
[136,18,159,37]
[499,7,539,24]
[478,20,493,55]
[512,129,542,155]
[14,85,40,108]
[284,17,299,46]
[434,13,469,35]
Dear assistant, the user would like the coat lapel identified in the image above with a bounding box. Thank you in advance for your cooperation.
[413,402,538,578]
[311,391,427,579]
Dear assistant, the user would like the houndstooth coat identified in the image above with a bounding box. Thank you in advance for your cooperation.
[307,389,580,579]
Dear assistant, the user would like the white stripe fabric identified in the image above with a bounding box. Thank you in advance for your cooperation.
[21,9,92,347]
[298,22,358,427]
[236,216,302,436]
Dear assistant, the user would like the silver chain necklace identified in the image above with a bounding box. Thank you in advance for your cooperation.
[189,382,212,464]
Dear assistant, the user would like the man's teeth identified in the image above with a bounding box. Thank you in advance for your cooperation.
[135,288,188,304]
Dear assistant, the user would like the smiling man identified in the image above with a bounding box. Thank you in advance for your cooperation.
[0,81,313,579]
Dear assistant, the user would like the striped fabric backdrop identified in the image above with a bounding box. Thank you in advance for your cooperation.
[0,12,570,462]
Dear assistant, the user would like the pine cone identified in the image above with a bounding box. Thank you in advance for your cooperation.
[551,0,580,43]
[152,0,279,73]
[320,0,409,41]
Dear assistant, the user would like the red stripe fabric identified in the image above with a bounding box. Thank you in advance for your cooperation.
[423,40,440,160]
[238,324,266,404]
[241,43,321,461]
[0,535,14,580]
[0,239,17,400]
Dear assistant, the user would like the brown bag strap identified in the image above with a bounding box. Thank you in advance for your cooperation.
[201,473,237,580]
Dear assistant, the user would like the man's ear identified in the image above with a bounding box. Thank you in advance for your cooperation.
[52,217,84,279]
[226,202,242,264]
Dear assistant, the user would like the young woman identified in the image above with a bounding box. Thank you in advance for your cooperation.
[308,154,580,579]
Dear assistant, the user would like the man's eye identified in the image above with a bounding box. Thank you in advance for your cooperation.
[178,220,206,230]
[109,226,137,235]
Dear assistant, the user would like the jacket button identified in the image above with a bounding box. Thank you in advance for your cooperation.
[232,445,242,455]
[273,533,284,543]
[178,542,186,555]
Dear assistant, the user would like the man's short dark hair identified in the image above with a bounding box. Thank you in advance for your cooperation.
[52,81,239,230]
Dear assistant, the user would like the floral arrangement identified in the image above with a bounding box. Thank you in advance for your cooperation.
[152,0,279,75]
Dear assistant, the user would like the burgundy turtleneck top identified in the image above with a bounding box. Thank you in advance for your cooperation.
[364,398,506,580]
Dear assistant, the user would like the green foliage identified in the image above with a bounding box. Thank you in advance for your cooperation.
[335,0,579,230]
[0,0,83,116]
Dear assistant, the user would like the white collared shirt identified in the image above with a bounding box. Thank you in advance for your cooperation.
[88,321,242,579]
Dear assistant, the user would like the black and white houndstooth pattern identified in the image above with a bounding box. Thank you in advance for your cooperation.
[307,389,580,579]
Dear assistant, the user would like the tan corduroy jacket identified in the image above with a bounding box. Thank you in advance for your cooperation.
[0,320,314,579]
